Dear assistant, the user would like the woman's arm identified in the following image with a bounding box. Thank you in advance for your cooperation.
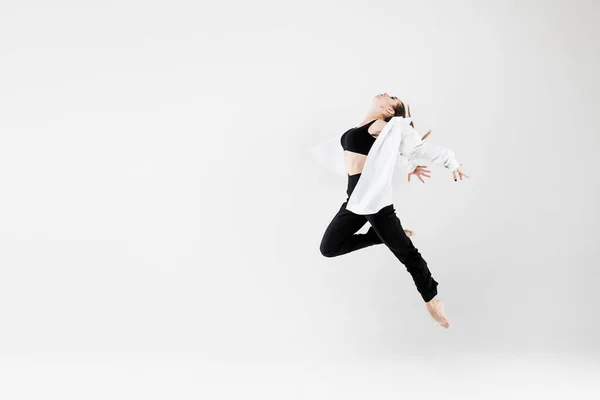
[399,105,468,181]
[402,128,431,174]
[401,133,461,171]
[399,105,459,170]
[401,129,469,181]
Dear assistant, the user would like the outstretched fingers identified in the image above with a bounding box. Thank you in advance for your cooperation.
[453,167,470,181]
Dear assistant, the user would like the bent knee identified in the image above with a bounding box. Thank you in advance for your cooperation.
[320,247,337,258]
[319,242,337,258]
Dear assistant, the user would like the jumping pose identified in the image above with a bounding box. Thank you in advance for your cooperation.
[318,93,469,329]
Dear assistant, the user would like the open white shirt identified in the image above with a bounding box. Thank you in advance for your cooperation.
[309,116,461,215]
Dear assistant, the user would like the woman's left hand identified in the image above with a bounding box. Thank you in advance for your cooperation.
[452,167,470,181]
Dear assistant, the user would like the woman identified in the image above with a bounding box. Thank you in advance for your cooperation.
[318,93,469,329]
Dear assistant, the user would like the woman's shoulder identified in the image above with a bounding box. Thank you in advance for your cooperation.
[368,119,388,136]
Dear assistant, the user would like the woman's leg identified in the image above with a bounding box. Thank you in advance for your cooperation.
[366,204,439,302]
[319,200,383,258]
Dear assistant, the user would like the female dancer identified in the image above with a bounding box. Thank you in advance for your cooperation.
[318,93,469,329]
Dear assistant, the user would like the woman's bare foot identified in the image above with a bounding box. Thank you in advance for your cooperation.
[425,297,450,328]
[404,229,414,237]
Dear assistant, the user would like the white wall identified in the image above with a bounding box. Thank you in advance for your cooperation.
[1,0,598,398]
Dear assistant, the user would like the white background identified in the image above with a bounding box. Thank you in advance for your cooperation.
[1,0,599,398]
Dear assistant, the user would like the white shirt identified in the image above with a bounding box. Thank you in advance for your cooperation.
[309,116,461,215]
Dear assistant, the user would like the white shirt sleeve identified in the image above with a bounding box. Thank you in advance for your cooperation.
[397,153,418,174]
[308,131,347,178]
[399,126,461,172]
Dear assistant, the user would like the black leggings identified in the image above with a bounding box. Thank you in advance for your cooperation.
[319,173,439,302]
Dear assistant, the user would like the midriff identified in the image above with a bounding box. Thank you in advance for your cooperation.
[343,150,367,175]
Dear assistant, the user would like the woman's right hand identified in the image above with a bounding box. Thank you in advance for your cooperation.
[408,165,431,183]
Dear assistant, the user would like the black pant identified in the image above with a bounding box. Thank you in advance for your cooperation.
[319,173,439,302]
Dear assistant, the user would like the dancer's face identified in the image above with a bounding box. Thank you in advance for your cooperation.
[373,93,404,117]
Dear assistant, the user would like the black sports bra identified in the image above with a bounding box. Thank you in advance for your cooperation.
[340,119,377,155]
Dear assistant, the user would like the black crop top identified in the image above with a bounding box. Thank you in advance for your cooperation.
[340,119,377,155]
